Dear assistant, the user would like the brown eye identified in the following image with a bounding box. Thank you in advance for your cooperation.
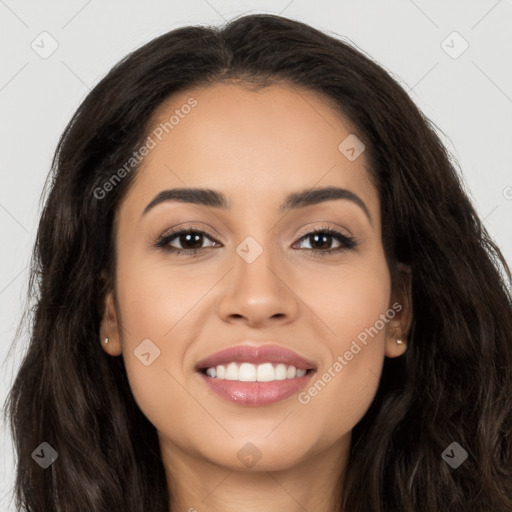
[294,227,357,255]
[156,228,219,255]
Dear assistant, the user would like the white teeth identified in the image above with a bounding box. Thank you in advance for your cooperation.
[239,362,256,382]
[225,362,239,380]
[275,363,287,380]
[204,362,309,381]
[257,362,275,382]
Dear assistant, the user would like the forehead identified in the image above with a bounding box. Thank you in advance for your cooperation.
[119,82,379,223]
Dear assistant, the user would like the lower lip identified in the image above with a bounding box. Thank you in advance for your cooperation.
[197,371,315,406]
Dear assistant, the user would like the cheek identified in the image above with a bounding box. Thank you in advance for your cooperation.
[113,256,198,426]
[115,252,219,340]
[295,254,391,432]
[298,248,391,347]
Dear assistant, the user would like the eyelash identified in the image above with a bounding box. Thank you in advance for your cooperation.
[155,224,358,257]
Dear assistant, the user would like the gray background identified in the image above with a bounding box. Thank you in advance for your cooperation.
[1,0,511,509]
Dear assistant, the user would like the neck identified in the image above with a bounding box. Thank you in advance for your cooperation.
[160,434,350,512]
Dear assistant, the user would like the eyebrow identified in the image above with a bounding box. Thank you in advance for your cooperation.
[142,186,372,224]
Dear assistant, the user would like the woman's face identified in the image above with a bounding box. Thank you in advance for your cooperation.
[101,82,410,474]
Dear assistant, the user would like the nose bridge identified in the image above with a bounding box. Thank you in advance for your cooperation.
[231,206,281,280]
[233,232,284,297]
[217,228,298,324]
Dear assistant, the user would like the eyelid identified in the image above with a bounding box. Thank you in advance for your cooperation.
[157,221,353,242]
[154,221,358,257]
[156,222,220,242]
[293,225,358,251]
[294,221,353,239]
[154,223,219,251]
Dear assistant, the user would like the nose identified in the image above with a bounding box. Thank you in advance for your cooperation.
[217,242,299,328]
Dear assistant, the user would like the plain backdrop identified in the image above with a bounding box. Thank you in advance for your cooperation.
[1,1,511,509]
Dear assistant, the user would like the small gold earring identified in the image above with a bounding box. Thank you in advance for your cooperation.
[104,337,110,344]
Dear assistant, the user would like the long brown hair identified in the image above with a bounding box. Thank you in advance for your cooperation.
[4,13,512,511]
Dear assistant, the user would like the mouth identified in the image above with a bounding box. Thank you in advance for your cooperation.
[194,344,317,406]
[197,362,315,381]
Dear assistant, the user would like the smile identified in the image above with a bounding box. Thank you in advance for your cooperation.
[195,344,317,406]
[202,362,309,381]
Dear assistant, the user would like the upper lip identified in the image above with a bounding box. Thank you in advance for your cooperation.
[195,344,317,371]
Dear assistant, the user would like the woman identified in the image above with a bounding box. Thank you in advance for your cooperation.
[4,13,512,512]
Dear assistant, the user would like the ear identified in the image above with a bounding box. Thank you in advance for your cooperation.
[385,262,413,358]
[99,289,123,356]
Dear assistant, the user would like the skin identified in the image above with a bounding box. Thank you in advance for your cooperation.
[100,82,412,511]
